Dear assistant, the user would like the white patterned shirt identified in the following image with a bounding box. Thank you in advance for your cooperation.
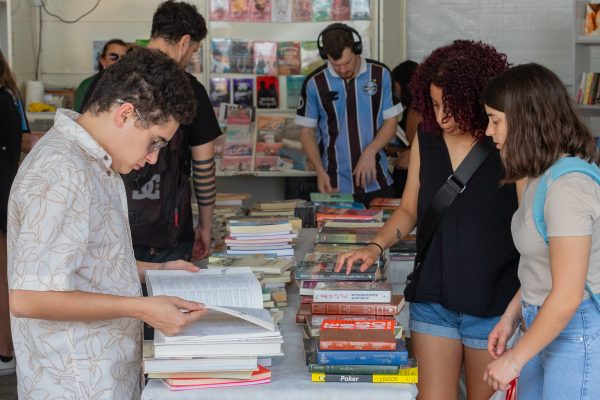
[7,109,143,399]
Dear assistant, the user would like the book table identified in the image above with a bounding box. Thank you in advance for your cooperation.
[141,229,418,400]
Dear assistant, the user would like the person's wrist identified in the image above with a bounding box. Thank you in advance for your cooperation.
[366,242,384,256]
[506,352,522,376]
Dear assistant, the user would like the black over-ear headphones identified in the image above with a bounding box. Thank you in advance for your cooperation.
[317,23,363,60]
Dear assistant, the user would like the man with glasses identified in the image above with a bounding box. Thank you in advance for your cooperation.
[74,38,128,112]
[8,47,207,399]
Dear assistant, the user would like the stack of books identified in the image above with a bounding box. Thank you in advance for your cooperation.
[248,199,307,218]
[144,268,283,391]
[369,197,402,221]
[316,207,383,227]
[209,192,251,252]
[226,216,298,257]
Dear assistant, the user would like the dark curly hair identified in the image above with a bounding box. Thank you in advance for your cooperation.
[151,0,207,43]
[86,47,195,126]
[484,63,597,182]
[411,40,509,138]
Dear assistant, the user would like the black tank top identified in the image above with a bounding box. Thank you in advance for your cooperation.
[404,129,520,317]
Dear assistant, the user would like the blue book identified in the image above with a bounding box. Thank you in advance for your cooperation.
[313,201,365,210]
[317,340,408,366]
[310,193,354,203]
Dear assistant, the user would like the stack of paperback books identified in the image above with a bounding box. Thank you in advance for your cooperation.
[208,192,251,252]
[144,268,283,391]
[226,216,298,258]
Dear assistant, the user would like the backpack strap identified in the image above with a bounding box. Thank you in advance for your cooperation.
[532,156,600,311]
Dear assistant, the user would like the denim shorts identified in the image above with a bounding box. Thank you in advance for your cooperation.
[517,298,600,400]
[409,301,500,349]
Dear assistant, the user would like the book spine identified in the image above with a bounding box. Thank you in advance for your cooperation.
[311,373,372,383]
[372,374,419,384]
[295,272,377,281]
[311,303,399,316]
[312,290,391,303]
[308,364,400,374]
[317,350,408,365]
[319,340,396,351]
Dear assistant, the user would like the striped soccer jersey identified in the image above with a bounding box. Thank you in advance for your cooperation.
[295,56,402,194]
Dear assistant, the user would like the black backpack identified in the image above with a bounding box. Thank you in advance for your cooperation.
[121,128,191,248]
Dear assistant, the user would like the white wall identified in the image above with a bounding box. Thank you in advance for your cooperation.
[406,0,572,86]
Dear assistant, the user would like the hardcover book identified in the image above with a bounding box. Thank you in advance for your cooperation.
[311,295,405,316]
[313,281,392,303]
[316,207,383,222]
[308,363,400,375]
[350,0,370,20]
[254,41,278,75]
[316,339,408,365]
[295,252,380,281]
[312,0,332,22]
[301,41,323,75]
[209,77,231,107]
[164,365,272,389]
[229,40,254,74]
[229,0,251,21]
[311,372,417,383]
[210,38,232,73]
[319,319,396,351]
[256,76,279,109]
[272,0,292,22]
[277,41,302,75]
[330,0,351,20]
[292,0,312,21]
[286,75,304,109]
[233,78,254,106]
[210,0,230,21]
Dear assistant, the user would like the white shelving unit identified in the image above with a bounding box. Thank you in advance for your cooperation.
[0,0,12,67]
[573,0,600,119]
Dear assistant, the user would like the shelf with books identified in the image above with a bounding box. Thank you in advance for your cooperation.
[573,1,600,111]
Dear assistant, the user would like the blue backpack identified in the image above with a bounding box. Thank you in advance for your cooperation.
[532,156,600,311]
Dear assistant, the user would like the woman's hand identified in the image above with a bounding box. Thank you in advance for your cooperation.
[160,260,200,272]
[139,296,206,337]
[335,245,381,274]
[483,352,522,391]
[487,313,519,359]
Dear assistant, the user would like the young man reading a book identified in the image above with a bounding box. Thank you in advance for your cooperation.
[296,23,402,205]
[7,48,207,399]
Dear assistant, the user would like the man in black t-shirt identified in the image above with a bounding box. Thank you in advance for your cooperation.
[82,1,221,263]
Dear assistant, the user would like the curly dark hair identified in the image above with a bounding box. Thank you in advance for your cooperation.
[411,40,509,138]
[151,0,207,43]
[321,26,355,60]
[86,47,195,126]
[484,63,597,182]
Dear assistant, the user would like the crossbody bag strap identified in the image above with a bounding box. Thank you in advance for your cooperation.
[415,139,493,265]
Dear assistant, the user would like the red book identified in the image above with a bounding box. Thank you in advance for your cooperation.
[319,319,396,351]
[300,295,314,304]
[296,303,312,323]
[311,295,405,316]
[316,207,383,222]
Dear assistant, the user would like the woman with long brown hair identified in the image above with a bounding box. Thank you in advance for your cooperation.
[0,49,29,375]
[483,63,600,399]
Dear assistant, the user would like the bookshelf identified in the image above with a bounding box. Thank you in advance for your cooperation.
[573,0,600,123]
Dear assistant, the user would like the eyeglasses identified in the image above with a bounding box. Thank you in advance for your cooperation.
[114,99,169,154]
[107,53,122,62]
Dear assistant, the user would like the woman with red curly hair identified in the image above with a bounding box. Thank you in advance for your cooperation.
[337,40,522,399]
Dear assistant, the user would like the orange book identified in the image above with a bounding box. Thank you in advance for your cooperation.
[165,365,271,387]
[319,319,396,351]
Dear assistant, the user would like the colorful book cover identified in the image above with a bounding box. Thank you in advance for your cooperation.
[313,281,392,303]
[286,75,304,109]
[276,41,301,75]
[223,104,254,124]
[256,76,279,109]
[308,363,400,375]
[310,193,354,202]
[350,0,370,20]
[210,38,232,73]
[312,0,332,22]
[209,77,231,107]
[229,39,254,74]
[220,156,253,172]
[331,0,351,20]
[229,0,251,21]
[292,0,313,22]
[214,135,226,160]
[224,142,253,156]
[311,295,405,316]
[301,41,324,75]
[256,114,286,130]
[224,124,252,142]
[319,319,396,351]
[210,0,230,21]
[250,0,272,22]
[185,43,203,75]
[254,156,279,171]
[271,0,292,22]
[316,339,408,366]
[253,41,278,75]
[233,78,254,107]
[255,142,283,157]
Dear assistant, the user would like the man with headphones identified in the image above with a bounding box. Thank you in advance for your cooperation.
[296,23,402,205]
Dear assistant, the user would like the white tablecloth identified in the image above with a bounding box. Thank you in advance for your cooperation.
[142,229,418,400]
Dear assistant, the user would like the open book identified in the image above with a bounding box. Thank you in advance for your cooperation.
[146,268,277,346]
